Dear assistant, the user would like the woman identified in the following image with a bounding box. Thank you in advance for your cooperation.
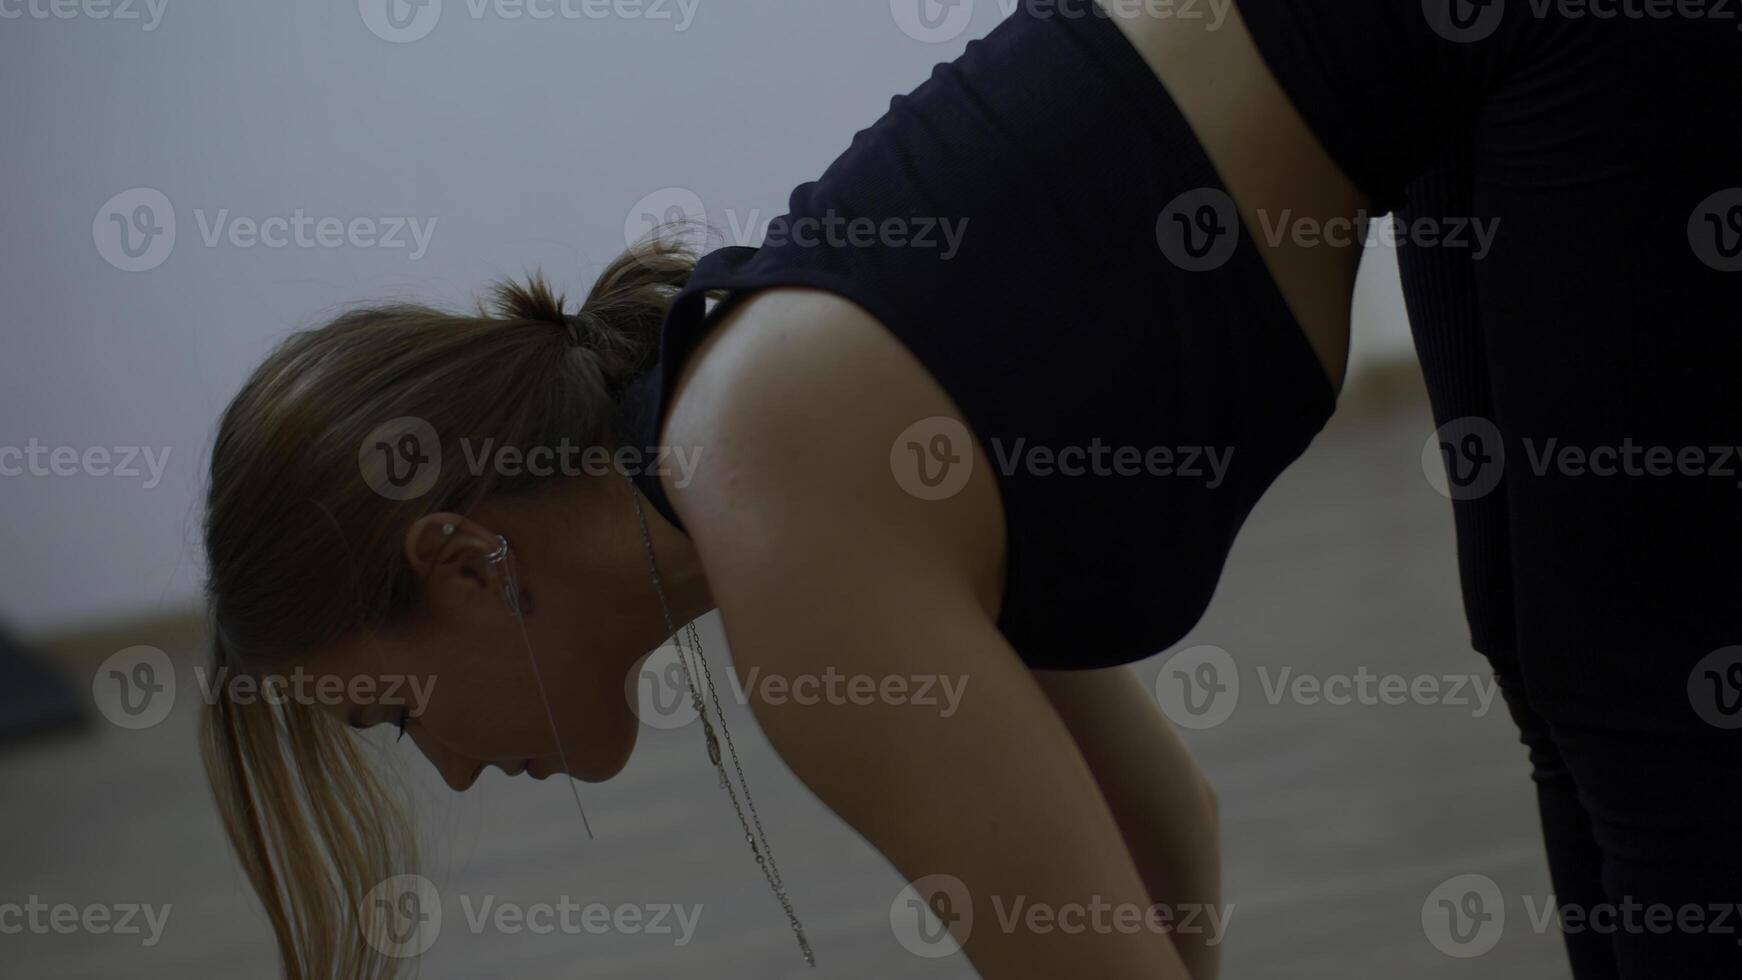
[201,1,1740,978]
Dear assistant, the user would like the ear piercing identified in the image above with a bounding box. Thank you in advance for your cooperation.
[483,535,510,564]
[440,523,516,606]
[438,522,509,562]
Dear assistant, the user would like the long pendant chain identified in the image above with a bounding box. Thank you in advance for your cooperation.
[628,481,815,967]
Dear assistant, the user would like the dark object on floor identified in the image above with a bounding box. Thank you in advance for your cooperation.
[0,620,88,745]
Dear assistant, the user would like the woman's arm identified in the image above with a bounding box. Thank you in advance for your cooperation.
[663,289,1214,978]
[700,511,1197,978]
[1036,667,1223,980]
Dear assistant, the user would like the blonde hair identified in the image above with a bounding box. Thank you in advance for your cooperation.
[199,235,698,980]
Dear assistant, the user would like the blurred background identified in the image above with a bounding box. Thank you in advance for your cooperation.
[1,2,1559,977]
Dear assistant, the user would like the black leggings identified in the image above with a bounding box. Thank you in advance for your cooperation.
[1233,0,1742,971]
[1487,665,1742,978]
[1396,136,1742,977]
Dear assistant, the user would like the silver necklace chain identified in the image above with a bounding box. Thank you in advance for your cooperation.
[628,479,815,967]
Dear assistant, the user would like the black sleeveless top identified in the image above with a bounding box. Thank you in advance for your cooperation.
[614,4,1334,670]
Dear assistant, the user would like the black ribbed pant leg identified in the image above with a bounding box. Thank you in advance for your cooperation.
[1398,144,1618,980]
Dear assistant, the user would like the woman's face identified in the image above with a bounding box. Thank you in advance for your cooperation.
[301,512,653,791]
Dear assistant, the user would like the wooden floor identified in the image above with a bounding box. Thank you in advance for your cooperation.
[0,380,1571,979]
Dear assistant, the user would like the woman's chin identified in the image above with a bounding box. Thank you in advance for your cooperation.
[577,748,633,783]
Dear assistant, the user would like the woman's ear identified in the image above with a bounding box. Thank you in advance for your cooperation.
[403,513,510,612]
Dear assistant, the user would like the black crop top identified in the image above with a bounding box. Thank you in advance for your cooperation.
[614,3,1334,670]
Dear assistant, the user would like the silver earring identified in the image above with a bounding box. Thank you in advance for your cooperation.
[441,523,456,536]
[482,535,516,612]
[482,534,509,564]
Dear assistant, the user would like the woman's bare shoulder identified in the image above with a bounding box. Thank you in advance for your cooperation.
[659,285,1006,617]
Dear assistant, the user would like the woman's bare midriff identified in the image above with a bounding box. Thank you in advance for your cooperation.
[1097,0,1369,394]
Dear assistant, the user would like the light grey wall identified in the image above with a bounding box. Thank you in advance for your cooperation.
[0,0,1414,634]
